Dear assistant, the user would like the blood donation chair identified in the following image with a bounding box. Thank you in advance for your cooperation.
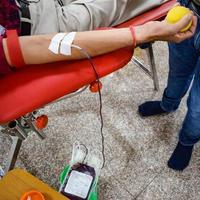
[0,0,176,173]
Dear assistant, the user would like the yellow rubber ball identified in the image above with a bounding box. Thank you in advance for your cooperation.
[166,6,192,32]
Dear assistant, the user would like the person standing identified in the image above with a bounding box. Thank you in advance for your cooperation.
[139,0,200,171]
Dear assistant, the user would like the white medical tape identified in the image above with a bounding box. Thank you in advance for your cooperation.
[60,32,76,56]
[48,33,66,54]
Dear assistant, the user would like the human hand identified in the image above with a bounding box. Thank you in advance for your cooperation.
[134,12,197,45]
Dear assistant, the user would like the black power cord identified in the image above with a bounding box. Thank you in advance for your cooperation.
[71,45,106,169]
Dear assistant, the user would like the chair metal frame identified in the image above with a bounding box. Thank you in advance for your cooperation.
[1,112,46,172]
[133,43,159,91]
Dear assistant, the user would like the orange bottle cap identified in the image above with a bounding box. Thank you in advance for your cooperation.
[20,190,45,200]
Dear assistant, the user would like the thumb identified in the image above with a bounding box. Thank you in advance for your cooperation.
[172,13,193,33]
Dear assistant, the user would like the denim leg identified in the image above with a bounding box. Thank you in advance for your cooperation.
[178,0,190,7]
[161,39,199,112]
[179,59,200,146]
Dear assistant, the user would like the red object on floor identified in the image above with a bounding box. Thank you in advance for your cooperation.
[0,0,176,124]
[35,115,48,130]
[90,81,103,93]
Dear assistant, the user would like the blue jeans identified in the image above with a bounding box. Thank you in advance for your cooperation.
[160,0,200,146]
[178,0,191,6]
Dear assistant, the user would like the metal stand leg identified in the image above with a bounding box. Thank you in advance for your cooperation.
[146,44,159,91]
[23,114,46,140]
[1,112,47,172]
[133,57,152,78]
[132,43,159,91]
[5,136,22,172]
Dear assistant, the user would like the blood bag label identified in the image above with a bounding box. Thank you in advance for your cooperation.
[64,170,93,198]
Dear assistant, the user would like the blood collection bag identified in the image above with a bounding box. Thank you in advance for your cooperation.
[61,163,96,200]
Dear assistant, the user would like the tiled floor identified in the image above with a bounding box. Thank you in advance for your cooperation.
[1,42,200,199]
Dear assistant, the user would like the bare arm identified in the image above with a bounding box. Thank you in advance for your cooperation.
[3,13,196,66]
[3,28,133,65]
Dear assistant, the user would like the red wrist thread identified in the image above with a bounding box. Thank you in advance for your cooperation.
[129,26,136,48]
